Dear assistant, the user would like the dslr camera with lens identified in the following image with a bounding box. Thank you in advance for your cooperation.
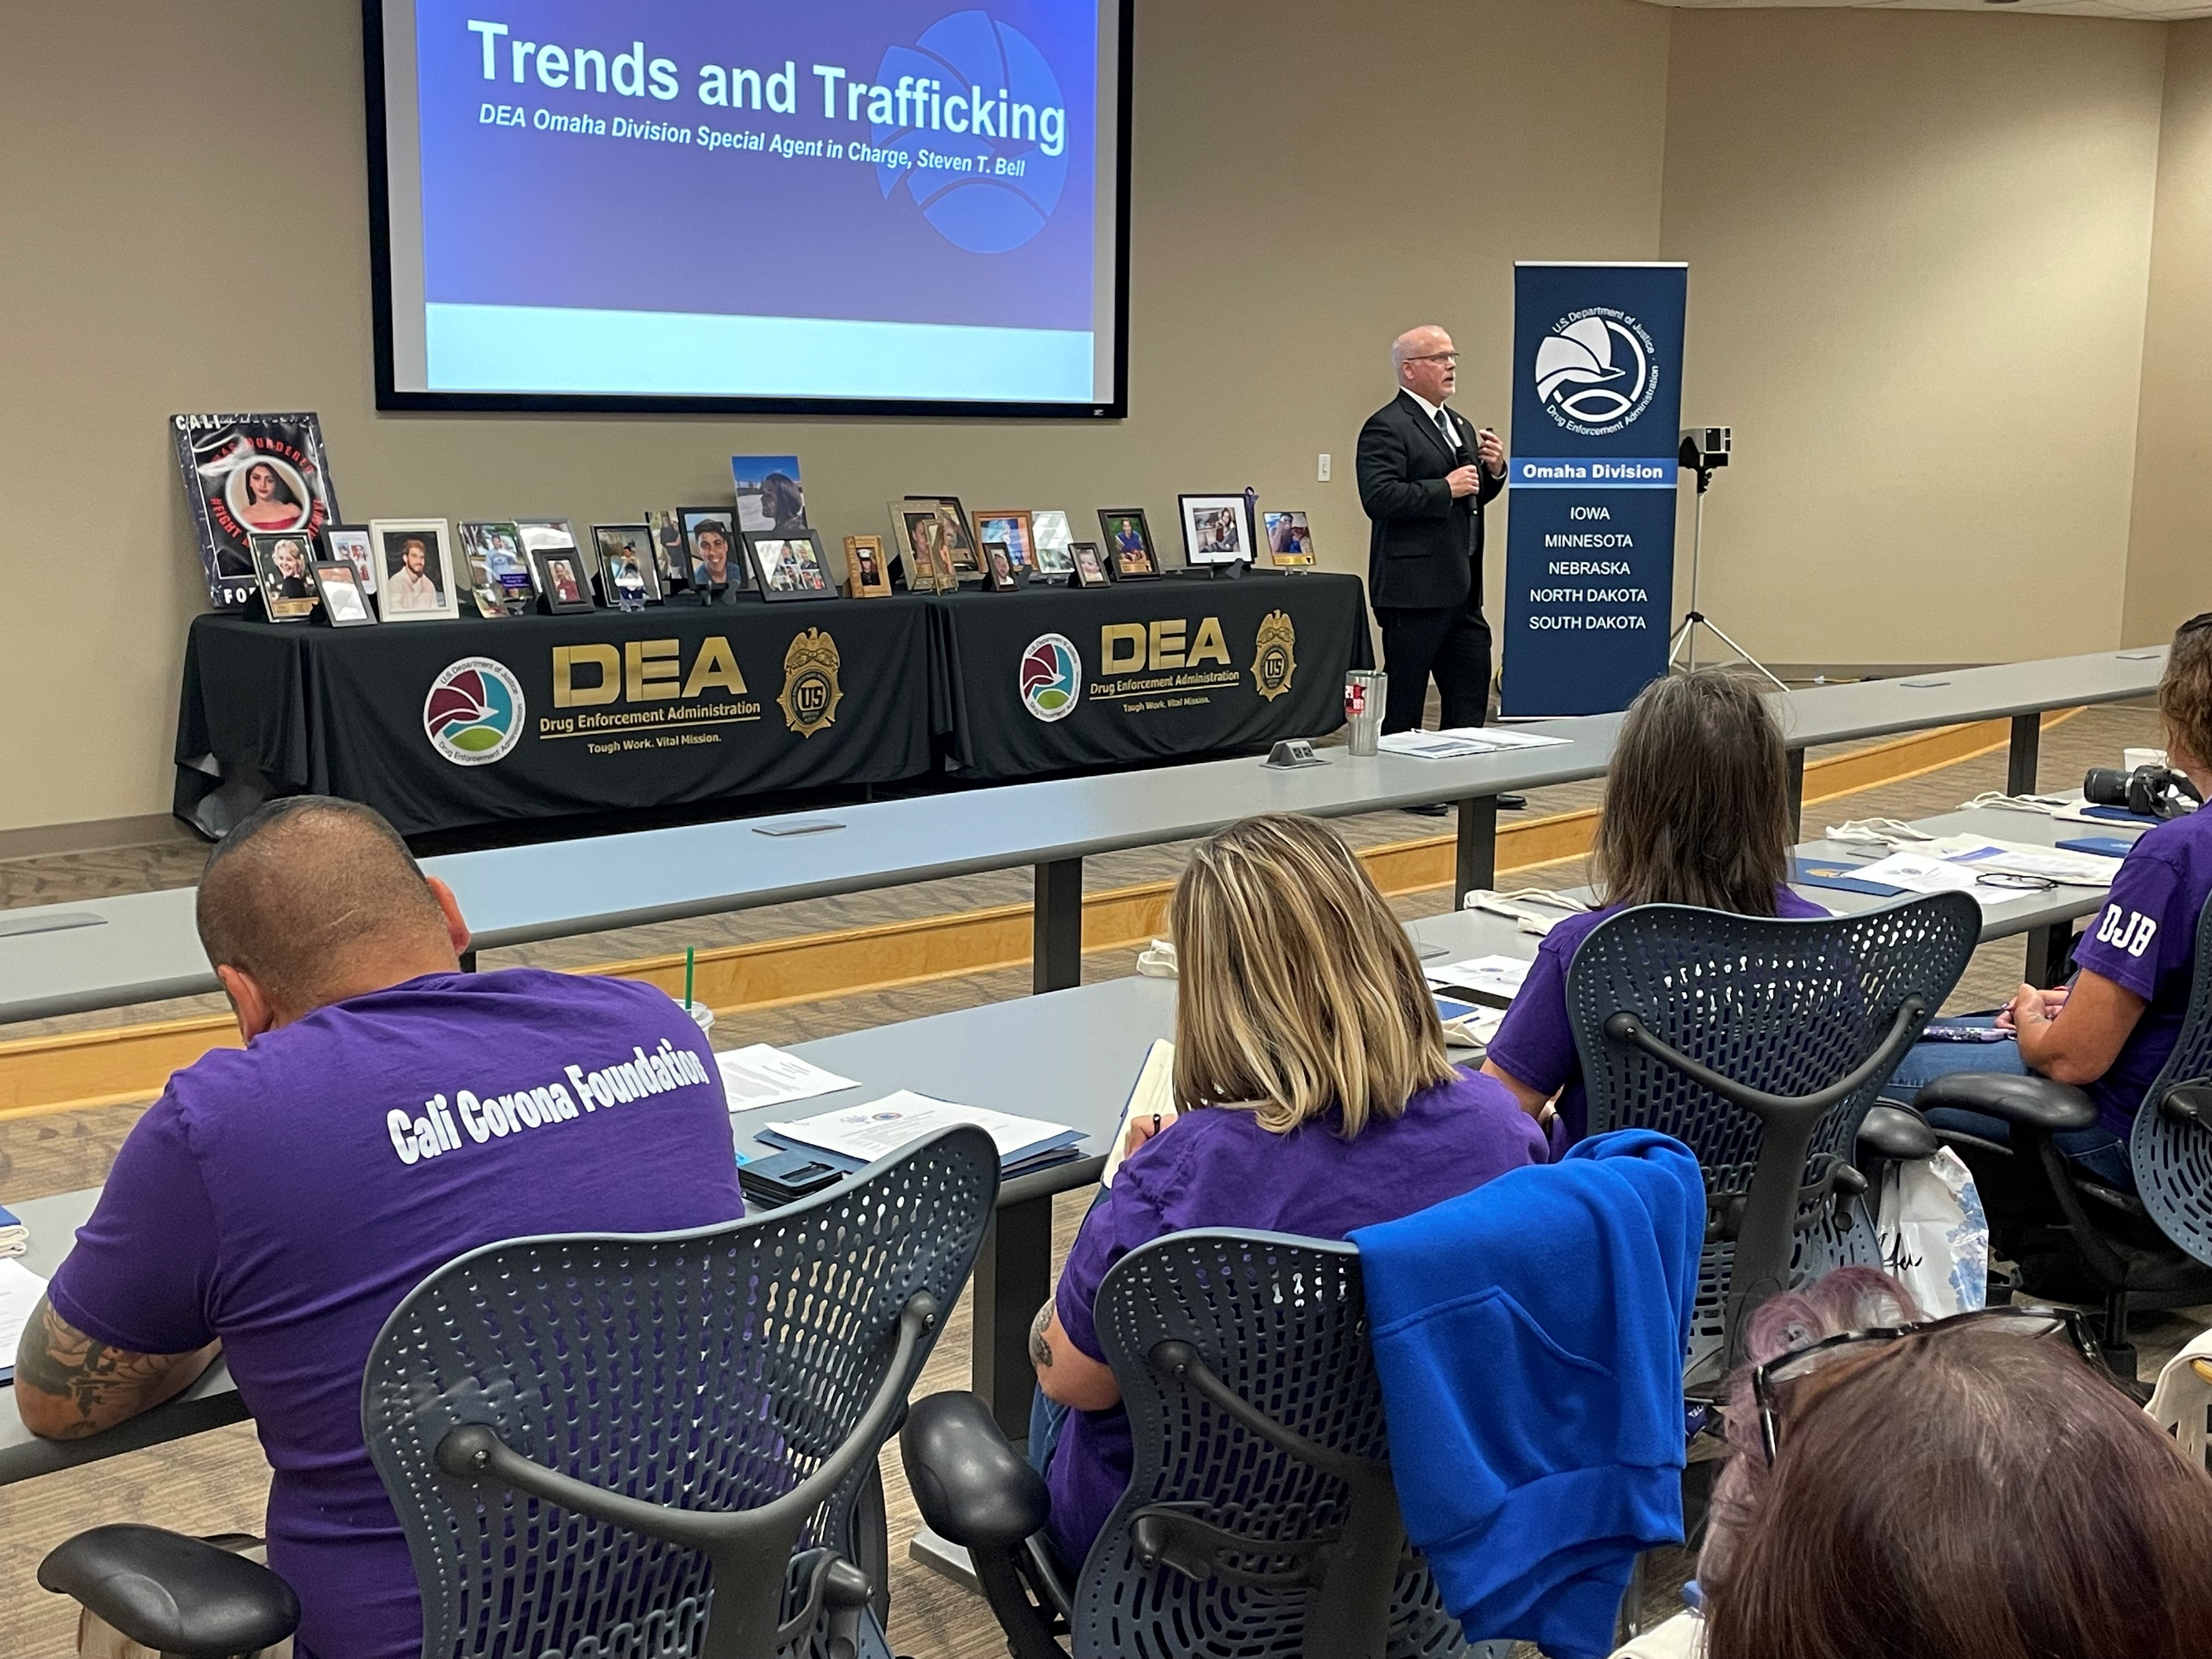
[2082,764,2202,822]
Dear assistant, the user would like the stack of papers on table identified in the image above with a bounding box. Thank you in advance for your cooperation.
[0,1259,48,1384]
[1424,955,1532,1005]
[715,1046,859,1113]
[765,1090,1085,1177]
[0,1205,26,1258]
[1379,727,1572,761]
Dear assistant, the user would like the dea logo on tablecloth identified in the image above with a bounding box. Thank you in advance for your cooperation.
[780,629,844,737]
[424,658,525,766]
[1020,633,1081,722]
[1534,308,1661,437]
[1251,611,1297,702]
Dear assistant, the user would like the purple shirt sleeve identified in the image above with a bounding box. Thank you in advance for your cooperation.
[1484,930,1578,1096]
[1054,1133,1192,1364]
[47,1096,221,1355]
[2075,847,2188,1002]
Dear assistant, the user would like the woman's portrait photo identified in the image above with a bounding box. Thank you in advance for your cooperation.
[230,457,309,532]
[249,532,319,622]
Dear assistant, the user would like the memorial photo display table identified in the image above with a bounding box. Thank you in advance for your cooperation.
[174,574,1372,836]
[929,572,1370,778]
[176,597,939,838]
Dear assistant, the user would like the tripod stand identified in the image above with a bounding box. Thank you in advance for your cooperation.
[1667,443,1785,690]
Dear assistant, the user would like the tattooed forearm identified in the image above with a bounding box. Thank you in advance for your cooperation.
[14,1299,215,1441]
[1029,1301,1054,1370]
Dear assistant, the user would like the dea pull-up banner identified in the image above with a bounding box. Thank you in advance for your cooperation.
[1499,262,1687,717]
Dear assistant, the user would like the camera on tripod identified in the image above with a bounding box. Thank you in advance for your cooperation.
[2083,764,2202,822]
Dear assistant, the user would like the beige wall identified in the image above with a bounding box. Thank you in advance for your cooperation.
[2124,19,2212,645]
[1657,7,2165,665]
[0,0,1673,833]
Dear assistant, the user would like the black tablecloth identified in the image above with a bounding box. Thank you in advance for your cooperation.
[925,572,1371,779]
[176,597,936,837]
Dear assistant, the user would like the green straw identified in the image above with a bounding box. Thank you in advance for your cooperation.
[685,946,696,1010]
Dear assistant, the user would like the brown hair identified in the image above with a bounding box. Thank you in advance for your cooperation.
[1592,668,1793,914]
[1169,814,1455,1137]
[1703,1278,2212,1659]
[2158,613,2212,776]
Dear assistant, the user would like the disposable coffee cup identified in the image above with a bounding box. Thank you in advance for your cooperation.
[1346,670,1386,757]
[687,1001,715,1037]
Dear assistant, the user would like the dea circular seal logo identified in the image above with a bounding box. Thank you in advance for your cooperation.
[1251,610,1297,702]
[1534,308,1661,436]
[1020,633,1081,722]
[424,658,524,766]
[778,629,844,738]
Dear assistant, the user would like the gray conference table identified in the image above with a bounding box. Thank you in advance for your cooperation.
[0,796,2148,1481]
[0,647,2167,1028]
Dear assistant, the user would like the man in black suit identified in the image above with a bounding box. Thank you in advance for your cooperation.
[1358,324,1507,733]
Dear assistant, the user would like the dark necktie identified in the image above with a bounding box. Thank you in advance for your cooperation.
[1435,409,1460,455]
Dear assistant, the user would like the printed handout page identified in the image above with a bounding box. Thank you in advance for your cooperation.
[715,1045,860,1113]
[770,1091,1080,1166]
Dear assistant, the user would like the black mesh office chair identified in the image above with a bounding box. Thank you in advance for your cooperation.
[37,1125,1001,1659]
[1916,889,2212,1378]
[901,1229,1506,1659]
[1563,894,1980,1382]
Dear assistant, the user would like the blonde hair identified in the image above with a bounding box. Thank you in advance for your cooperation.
[1169,814,1456,1137]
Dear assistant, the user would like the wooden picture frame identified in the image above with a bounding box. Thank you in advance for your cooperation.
[972,509,1037,576]
[888,500,958,592]
[843,535,892,598]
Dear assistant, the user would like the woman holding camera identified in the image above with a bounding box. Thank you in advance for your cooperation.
[1884,613,2212,1194]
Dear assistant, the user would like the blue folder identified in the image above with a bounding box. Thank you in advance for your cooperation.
[2055,835,2138,859]
[1792,857,1907,899]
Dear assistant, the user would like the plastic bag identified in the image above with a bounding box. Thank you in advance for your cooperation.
[1876,1147,1988,1317]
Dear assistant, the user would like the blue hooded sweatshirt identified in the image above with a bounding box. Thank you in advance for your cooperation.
[1350,1129,1705,1659]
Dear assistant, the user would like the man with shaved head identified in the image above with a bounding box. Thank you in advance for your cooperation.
[18,796,743,1659]
[1359,325,1509,750]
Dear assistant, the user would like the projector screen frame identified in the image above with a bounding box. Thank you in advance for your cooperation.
[360,0,1135,420]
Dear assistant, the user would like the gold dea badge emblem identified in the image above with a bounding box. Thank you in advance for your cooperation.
[778,628,844,737]
[1251,610,1297,701]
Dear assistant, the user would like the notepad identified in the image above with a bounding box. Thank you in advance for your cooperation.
[1102,1040,1177,1188]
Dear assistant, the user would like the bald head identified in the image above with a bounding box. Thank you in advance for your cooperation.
[1393,324,1457,404]
[198,797,465,1024]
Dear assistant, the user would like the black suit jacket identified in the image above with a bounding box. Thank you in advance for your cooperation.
[1358,390,1505,612]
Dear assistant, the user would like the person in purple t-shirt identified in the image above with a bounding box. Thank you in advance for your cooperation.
[1025,814,1547,1569]
[16,798,743,1659]
[1887,615,2212,1205]
[1484,669,1824,1142]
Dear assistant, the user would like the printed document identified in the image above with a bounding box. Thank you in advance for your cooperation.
[771,1091,1078,1164]
[715,1046,860,1113]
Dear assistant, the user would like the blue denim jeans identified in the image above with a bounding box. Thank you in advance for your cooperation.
[1888,1017,2133,1192]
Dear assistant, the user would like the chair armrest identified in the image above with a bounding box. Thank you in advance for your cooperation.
[1859,1102,1939,1162]
[37,1526,299,1657]
[1915,1072,2097,1134]
[900,1391,1050,1550]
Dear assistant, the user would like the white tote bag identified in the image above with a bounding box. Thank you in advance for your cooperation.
[1875,1147,1989,1318]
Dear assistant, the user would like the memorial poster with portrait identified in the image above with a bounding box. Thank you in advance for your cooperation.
[172,412,342,611]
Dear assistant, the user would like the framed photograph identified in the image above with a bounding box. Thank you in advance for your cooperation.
[981,540,1023,591]
[311,561,376,627]
[249,531,321,622]
[1264,510,1318,568]
[515,517,579,563]
[1069,541,1111,589]
[647,509,688,590]
[972,510,1037,576]
[1098,508,1161,580]
[531,546,596,613]
[591,523,664,607]
[731,455,806,532]
[746,529,838,601]
[888,501,957,593]
[681,509,749,594]
[1178,494,1255,567]
[907,496,981,578]
[370,519,459,622]
[322,524,377,596]
[459,521,533,612]
[1029,509,1077,578]
[844,535,891,599]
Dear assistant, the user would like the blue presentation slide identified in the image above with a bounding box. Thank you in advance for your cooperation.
[381,2,1117,404]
